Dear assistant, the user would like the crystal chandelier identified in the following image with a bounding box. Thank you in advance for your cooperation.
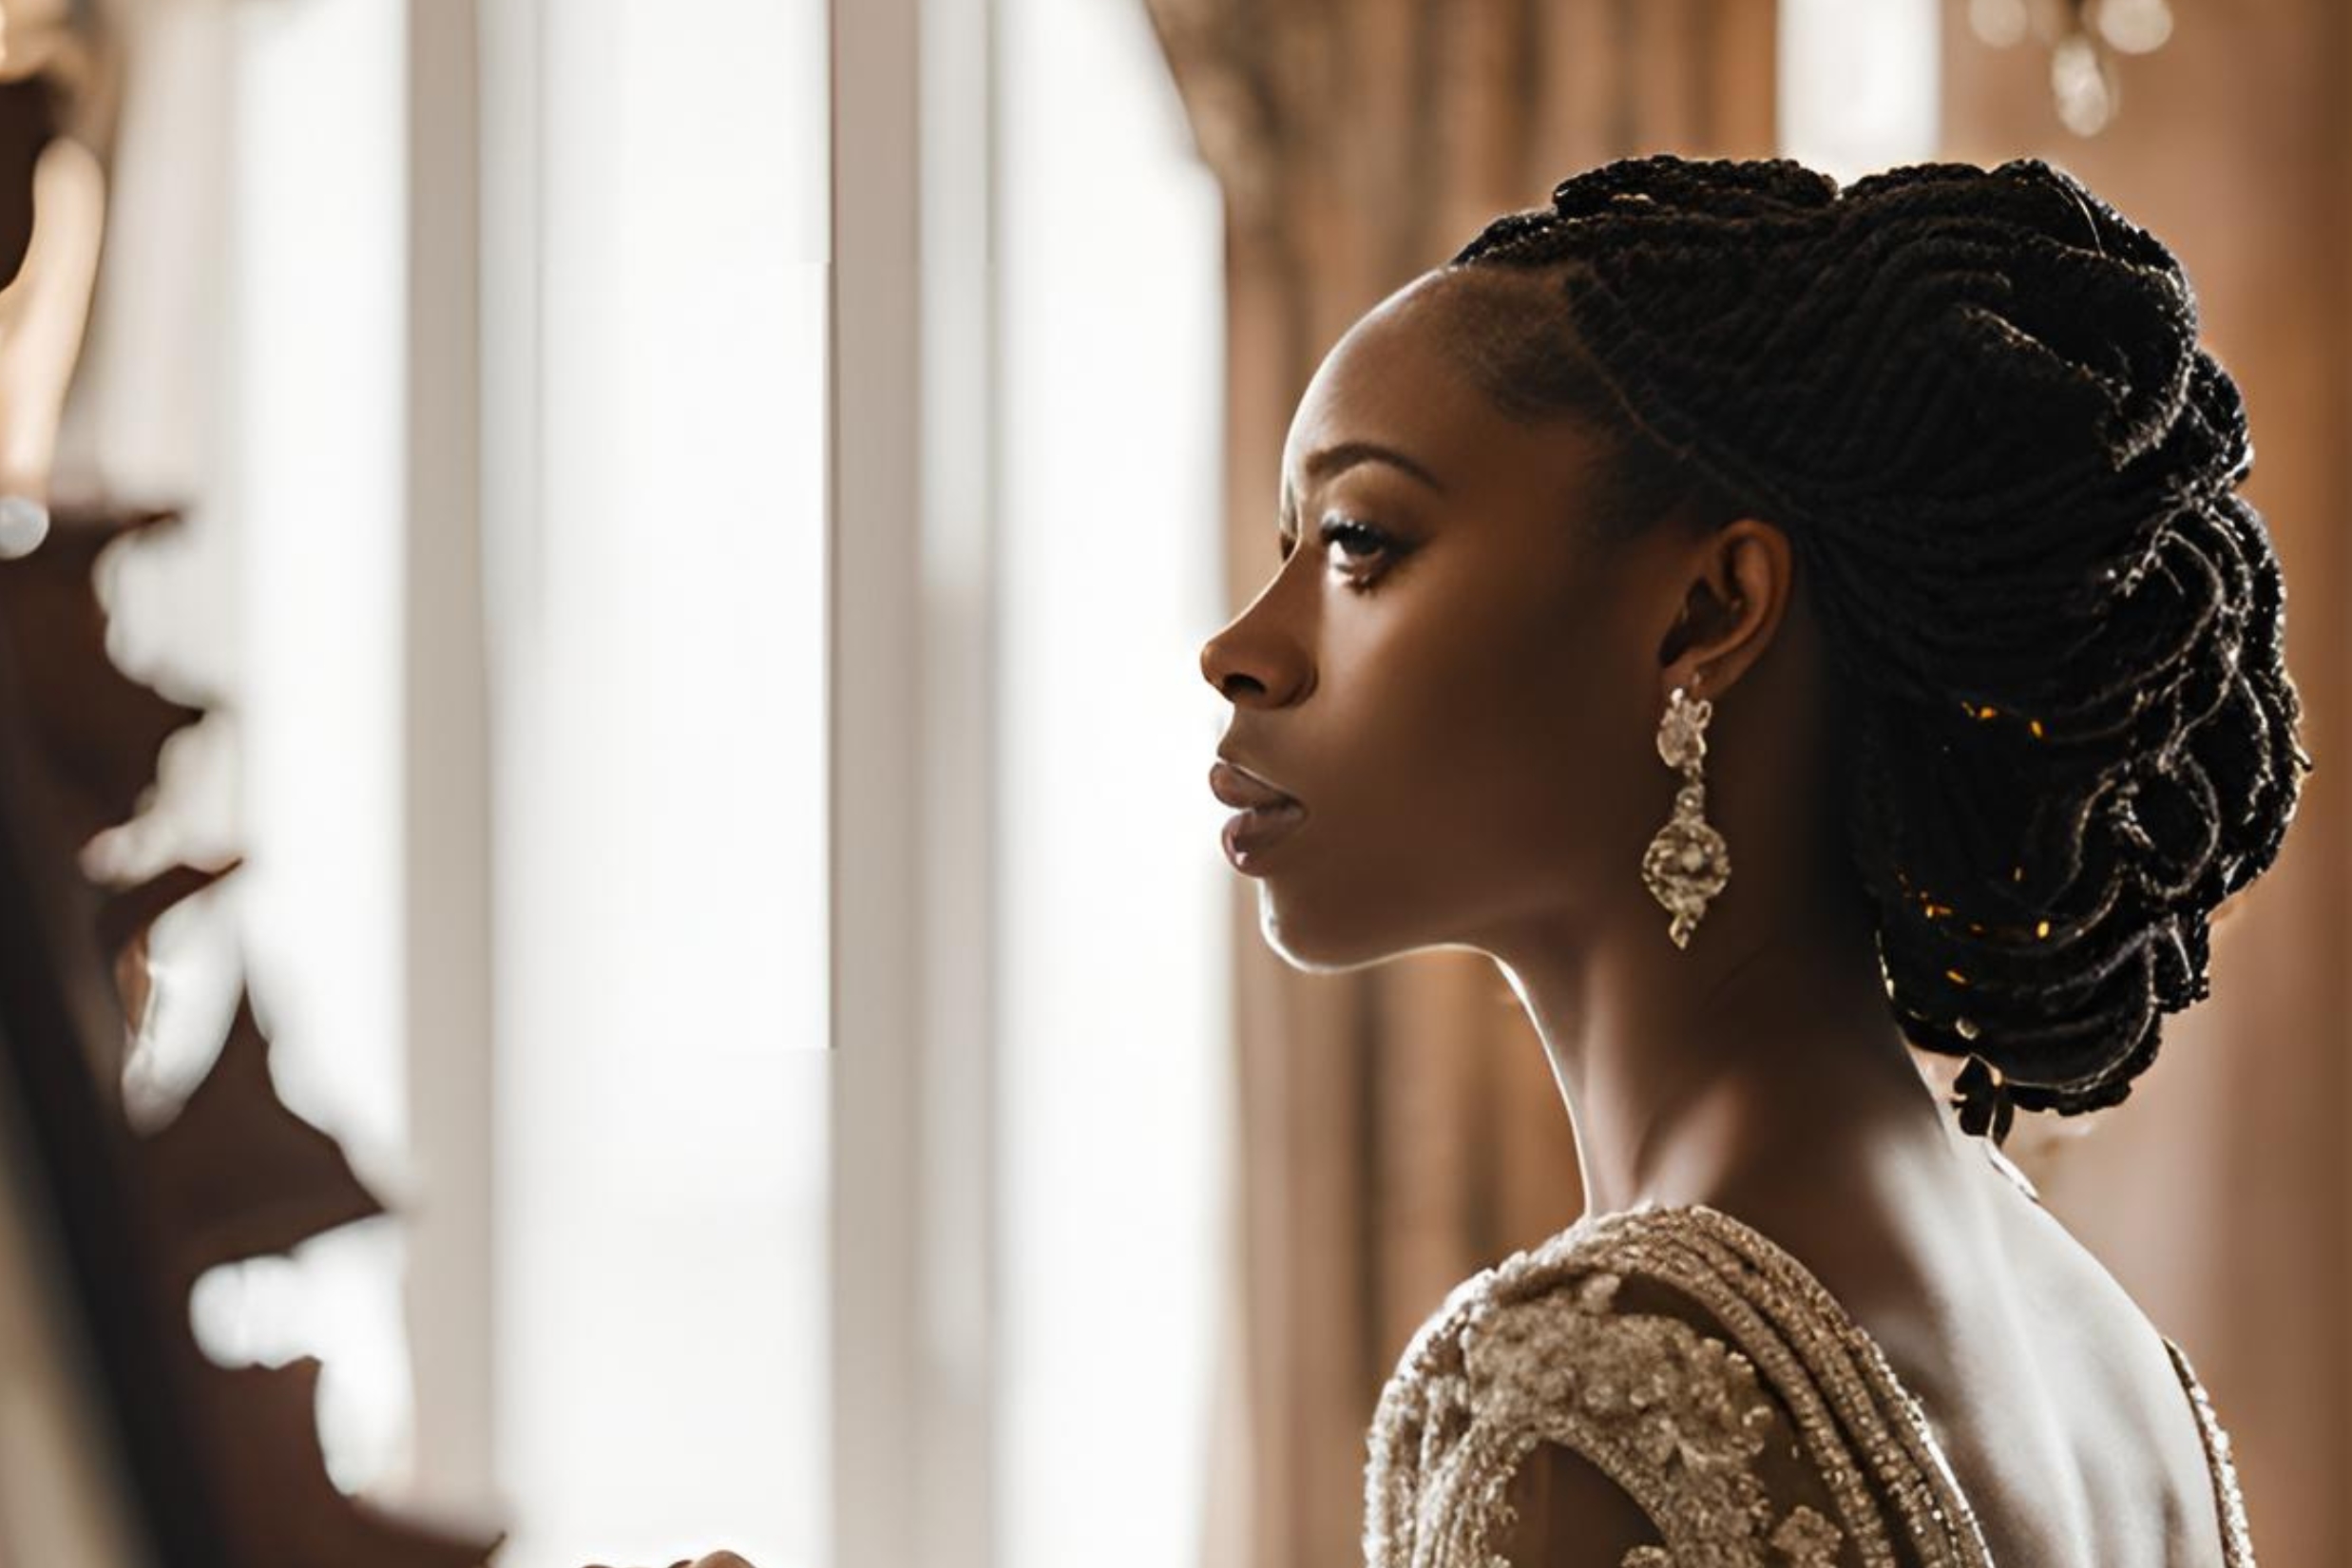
[1967,0,2176,135]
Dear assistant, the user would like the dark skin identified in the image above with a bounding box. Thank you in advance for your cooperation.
[1199,267,2230,1565]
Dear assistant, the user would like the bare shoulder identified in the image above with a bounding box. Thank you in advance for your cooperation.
[1697,1159,2223,1567]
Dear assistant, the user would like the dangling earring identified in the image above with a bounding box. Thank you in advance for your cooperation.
[1641,682,1731,948]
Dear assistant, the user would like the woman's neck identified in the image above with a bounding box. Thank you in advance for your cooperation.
[1491,895,1969,1223]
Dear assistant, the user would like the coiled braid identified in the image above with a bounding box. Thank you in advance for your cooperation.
[1449,154,2312,1140]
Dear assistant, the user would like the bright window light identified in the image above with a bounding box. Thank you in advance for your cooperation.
[1778,0,1941,182]
[484,2,830,1564]
[997,1,1230,1564]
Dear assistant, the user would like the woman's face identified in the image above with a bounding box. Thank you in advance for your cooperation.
[1199,269,1697,971]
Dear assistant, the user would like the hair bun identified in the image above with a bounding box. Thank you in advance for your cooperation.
[1934,161,2200,472]
[1452,153,2315,1130]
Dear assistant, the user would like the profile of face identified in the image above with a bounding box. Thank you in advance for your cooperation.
[1198,267,1783,974]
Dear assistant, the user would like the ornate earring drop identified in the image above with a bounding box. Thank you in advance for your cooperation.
[1641,683,1731,948]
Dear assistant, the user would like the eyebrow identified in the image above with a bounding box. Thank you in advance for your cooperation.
[1302,440,1449,493]
[1280,440,1450,533]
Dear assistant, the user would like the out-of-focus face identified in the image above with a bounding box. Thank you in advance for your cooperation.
[0,0,105,548]
[0,0,79,85]
[1199,267,1698,971]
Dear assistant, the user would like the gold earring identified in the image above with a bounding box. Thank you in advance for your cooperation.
[1641,683,1731,948]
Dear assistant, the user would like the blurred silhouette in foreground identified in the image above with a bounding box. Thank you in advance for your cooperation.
[0,1,499,1561]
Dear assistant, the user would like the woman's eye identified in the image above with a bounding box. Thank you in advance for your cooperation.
[1319,517,1402,589]
[1320,518,1386,562]
[1273,516,1402,588]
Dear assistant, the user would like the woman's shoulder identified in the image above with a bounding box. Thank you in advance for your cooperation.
[1363,1203,1991,1568]
[1368,1199,1928,1412]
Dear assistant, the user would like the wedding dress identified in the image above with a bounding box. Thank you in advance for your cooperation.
[1361,1164,2257,1567]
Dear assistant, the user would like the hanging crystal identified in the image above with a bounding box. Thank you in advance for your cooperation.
[1965,0,2174,137]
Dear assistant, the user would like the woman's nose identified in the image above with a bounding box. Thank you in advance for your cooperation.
[1199,602,1313,708]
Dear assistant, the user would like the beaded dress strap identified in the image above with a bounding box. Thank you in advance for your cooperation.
[1588,1205,1998,1567]
[2160,1334,2259,1568]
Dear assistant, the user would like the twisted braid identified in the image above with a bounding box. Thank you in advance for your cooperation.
[1450,154,2312,1138]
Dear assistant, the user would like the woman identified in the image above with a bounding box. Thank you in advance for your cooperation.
[1198,155,2306,1566]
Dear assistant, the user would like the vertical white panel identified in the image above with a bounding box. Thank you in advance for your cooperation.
[218,0,412,1500]
[60,0,416,1509]
[486,0,831,1563]
[995,1,1229,1565]
[1778,0,1941,181]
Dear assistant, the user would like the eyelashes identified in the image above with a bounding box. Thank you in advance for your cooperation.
[1276,514,1406,592]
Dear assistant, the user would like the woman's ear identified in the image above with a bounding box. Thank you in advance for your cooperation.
[1655,516,1791,698]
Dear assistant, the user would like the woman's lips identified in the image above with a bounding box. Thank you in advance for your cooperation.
[1221,803,1307,870]
[1209,757,1300,811]
[1210,758,1307,871]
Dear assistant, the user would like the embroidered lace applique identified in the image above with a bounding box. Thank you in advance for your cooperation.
[1361,1204,2258,1568]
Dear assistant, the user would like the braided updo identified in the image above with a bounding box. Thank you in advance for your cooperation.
[1446,154,2312,1141]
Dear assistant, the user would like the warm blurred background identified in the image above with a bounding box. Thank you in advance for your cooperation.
[0,0,2340,1566]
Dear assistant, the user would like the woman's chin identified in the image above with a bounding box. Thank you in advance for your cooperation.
[1255,884,1406,974]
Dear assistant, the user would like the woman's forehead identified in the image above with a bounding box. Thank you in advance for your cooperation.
[1283,277,1611,499]
[1285,319,1477,466]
